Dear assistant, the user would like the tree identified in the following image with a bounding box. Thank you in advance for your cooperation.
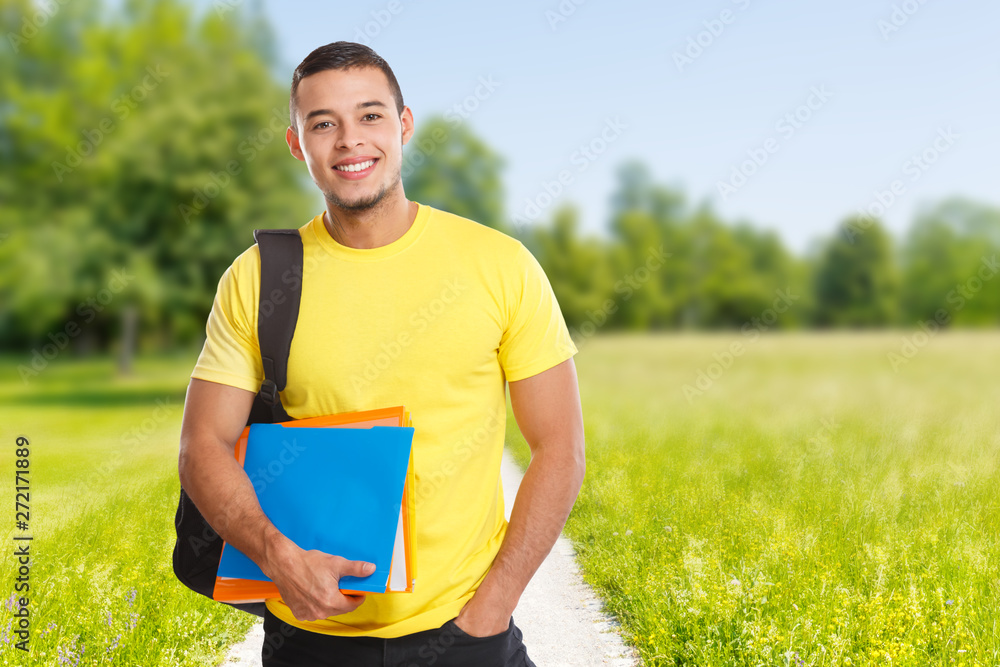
[813,217,899,327]
[608,161,682,328]
[605,161,803,329]
[401,115,506,232]
[900,198,1000,326]
[524,205,615,331]
[0,0,316,360]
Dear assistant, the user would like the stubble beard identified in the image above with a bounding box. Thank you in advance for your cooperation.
[320,159,402,214]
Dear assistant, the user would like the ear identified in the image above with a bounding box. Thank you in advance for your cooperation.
[400,106,415,146]
[286,126,305,162]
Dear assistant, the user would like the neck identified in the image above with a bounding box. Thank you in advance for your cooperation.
[323,190,417,250]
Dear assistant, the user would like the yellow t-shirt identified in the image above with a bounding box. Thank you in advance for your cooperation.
[190,202,577,638]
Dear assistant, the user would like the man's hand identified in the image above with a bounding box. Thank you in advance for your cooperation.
[453,597,510,637]
[452,358,585,635]
[263,540,375,621]
[178,379,376,623]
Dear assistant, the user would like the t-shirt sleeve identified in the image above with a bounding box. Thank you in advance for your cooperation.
[190,250,263,394]
[498,243,578,382]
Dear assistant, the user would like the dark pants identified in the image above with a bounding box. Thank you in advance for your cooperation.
[261,608,537,667]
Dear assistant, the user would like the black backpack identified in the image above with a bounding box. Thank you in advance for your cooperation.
[172,229,303,617]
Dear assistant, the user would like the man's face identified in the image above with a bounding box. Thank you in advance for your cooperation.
[287,66,413,212]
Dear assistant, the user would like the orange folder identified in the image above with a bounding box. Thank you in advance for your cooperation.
[212,406,416,604]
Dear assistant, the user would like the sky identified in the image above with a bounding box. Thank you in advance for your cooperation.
[198,0,998,254]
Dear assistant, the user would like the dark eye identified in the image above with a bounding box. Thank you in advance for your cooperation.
[363,113,381,121]
[313,121,333,130]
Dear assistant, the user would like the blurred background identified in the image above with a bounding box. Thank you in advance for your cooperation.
[2,0,998,361]
[2,1,999,665]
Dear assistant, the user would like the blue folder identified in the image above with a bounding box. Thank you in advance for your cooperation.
[216,423,415,593]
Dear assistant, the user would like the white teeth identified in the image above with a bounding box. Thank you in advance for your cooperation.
[336,159,375,172]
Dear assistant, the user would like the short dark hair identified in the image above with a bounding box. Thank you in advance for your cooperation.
[289,41,405,133]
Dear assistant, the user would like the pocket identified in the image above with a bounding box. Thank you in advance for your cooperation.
[434,618,516,667]
[444,617,512,642]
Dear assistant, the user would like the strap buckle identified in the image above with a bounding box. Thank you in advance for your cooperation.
[259,379,279,406]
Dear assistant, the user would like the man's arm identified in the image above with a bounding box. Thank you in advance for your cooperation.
[178,378,375,621]
[454,357,586,636]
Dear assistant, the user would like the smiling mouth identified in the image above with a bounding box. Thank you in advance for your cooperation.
[334,159,377,172]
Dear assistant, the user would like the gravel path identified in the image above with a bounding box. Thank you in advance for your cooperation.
[218,449,640,666]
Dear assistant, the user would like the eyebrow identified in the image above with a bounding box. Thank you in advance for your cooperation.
[303,101,388,123]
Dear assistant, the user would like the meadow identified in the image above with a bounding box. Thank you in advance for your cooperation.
[0,352,254,666]
[506,331,1000,666]
[1,332,998,666]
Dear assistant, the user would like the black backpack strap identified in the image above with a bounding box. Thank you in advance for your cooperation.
[172,228,304,618]
[250,229,303,424]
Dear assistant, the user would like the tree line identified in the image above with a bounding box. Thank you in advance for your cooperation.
[3,0,999,366]
[406,135,1000,332]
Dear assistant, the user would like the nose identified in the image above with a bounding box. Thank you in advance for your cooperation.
[335,120,365,151]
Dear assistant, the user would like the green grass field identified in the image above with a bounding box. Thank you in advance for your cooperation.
[2,332,999,666]
[506,332,1000,666]
[0,351,254,666]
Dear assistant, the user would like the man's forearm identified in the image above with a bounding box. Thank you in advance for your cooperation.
[470,440,586,618]
[178,434,291,579]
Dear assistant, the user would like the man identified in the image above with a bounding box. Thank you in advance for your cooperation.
[178,41,585,666]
